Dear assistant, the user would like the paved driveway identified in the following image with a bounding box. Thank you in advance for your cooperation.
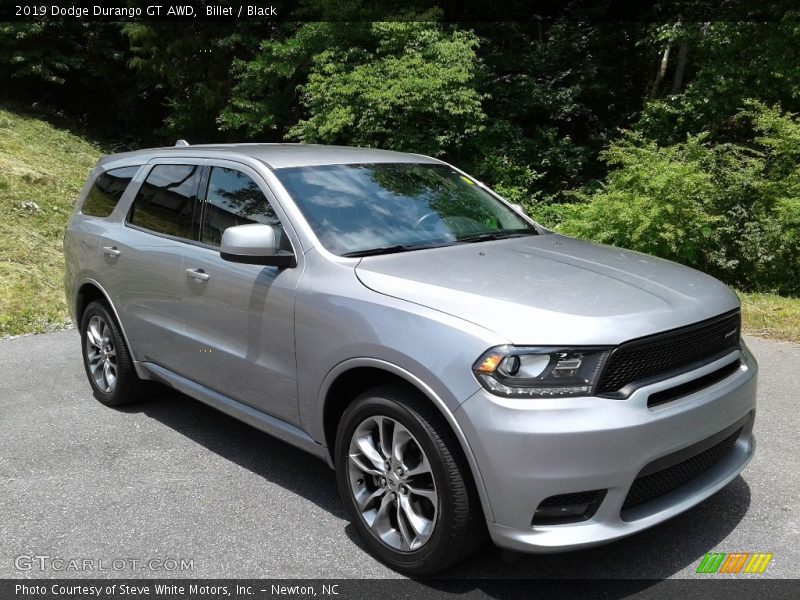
[1,331,797,579]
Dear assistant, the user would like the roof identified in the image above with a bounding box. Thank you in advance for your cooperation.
[98,143,443,170]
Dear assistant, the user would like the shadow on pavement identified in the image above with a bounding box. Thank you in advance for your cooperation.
[121,388,345,519]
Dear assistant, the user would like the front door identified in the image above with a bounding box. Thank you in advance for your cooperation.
[173,162,303,425]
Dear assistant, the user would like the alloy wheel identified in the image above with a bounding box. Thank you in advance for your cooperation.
[347,415,438,552]
[84,315,117,393]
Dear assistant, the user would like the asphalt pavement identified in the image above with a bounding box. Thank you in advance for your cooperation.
[0,331,797,580]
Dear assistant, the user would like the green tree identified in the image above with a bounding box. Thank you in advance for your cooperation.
[219,21,373,139]
[0,21,148,139]
[560,132,722,266]
[223,19,485,157]
[123,22,264,142]
[637,22,800,144]
[289,20,484,156]
[468,21,649,204]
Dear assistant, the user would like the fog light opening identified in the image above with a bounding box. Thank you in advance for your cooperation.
[532,490,607,526]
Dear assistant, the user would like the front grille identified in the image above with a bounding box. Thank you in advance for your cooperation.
[622,427,742,511]
[596,310,741,396]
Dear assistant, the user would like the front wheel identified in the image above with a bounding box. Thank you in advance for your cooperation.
[335,385,485,574]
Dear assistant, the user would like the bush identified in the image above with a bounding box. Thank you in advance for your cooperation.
[557,102,800,296]
[468,122,590,205]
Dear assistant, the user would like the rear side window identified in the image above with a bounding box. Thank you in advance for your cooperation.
[128,164,200,238]
[81,166,140,217]
[199,167,283,246]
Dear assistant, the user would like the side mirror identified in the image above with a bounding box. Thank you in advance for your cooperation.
[219,224,296,268]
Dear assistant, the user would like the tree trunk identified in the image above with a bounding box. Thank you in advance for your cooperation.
[650,45,670,97]
[671,39,689,94]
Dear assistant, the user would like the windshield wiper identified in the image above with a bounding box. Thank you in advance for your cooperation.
[457,230,535,243]
[342,231,535,257]
[341,243,449,258]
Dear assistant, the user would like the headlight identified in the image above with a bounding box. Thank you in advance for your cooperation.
[472,345,612,398]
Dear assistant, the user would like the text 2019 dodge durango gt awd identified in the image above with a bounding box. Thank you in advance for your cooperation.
[64,143,757,574]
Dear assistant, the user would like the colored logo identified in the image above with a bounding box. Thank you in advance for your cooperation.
[696,552,773,574]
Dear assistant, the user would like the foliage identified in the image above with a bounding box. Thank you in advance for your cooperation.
[468,22,646,202]
[290,20,484,156]
[637,22,800,144]
[223,19,485,157]
[559,132,721,264]
[219,22,373,138]
[123,22,265,142]
[0,22,146,140]
[558,103,800,295]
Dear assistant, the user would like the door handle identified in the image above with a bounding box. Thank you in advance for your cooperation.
[102,246,121,258]
[186,268,210,281]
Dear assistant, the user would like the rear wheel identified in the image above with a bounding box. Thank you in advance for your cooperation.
[335,384,485,574]
[80,300,152,406]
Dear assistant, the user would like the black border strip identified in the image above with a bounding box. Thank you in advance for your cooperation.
[2,1,799,23]
[647,359,742,408]
[2,578,798,600]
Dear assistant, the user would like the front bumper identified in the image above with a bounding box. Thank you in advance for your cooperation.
[455,341,758,553]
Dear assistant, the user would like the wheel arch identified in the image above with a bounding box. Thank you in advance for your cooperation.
[74,279,139,365]
[318,358,494,522]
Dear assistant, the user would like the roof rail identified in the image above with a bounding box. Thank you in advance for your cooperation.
[175,139,190,147]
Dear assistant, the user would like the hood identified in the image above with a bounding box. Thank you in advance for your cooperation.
[354,234,739,345]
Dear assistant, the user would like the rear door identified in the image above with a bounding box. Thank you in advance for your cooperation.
[171,160,303,425]
[66,165,141,318]
[103,160,203,366]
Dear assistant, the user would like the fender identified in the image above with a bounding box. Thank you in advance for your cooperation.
[316,357,495,522]
[73,277,147,379]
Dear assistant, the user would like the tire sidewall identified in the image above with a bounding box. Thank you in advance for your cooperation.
[79,301,125,406]
[335,392,461,573]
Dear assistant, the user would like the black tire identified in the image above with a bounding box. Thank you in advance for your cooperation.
[79,300,152,407]
[335,384,486,575]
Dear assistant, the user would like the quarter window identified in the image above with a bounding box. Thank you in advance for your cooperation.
[199,167,283,247]
[81,166,139,217]
[128,164,200,238]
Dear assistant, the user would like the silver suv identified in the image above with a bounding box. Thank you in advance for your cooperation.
[64,144,757,574]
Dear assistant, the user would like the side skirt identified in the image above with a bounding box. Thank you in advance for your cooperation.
[136,361,330,464]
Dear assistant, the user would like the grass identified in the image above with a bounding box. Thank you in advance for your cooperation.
[0,107,798,342]
[738,292,800,343]
[0,108,102,336]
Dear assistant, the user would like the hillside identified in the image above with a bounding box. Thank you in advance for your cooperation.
[0,108,101,336]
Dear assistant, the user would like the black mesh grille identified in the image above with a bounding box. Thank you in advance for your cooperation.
[596,310,741,395]
[622,427,742,511]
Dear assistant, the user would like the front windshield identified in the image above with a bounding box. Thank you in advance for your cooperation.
[274,162,538,257]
